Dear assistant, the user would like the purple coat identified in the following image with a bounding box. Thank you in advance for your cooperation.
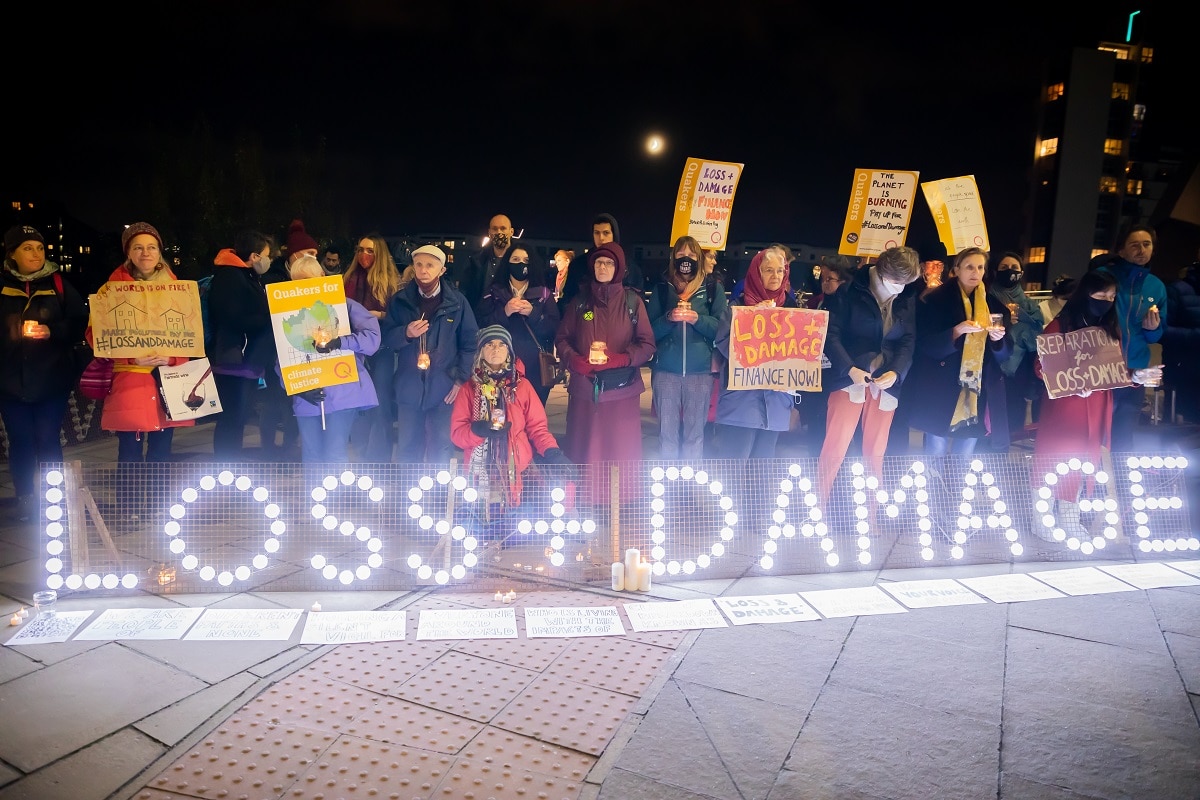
[286,299,381,417]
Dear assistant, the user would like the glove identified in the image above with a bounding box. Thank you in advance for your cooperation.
[541,447,572,465]
[297,388,325,405]
[604,352,631,369]
[470,419,509,438]
[568,354,595,376]
[313,336,342,354]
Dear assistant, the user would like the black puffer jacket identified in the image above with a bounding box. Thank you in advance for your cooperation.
[0,262,88,402]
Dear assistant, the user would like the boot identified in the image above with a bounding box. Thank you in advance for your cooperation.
[1055,499,1089,543]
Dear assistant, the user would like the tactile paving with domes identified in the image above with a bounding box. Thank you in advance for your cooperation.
[432,752,584,800]
[544,636,673,697]
[305,638,453,694]
[288,735,453,799]
[392,649,540,723]
[452,631,572,671]
[150,718,337,799]
[341,695,483,754]
[489,674,638,755]
[241,673,379,732]
[460,726,596,781]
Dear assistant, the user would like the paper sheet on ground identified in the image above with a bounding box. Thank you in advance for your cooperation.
[623,599,728,632]
[74,607,205,640]
[301,610,408,644]
[4,611,94,645]
[1027,566,1139,596]
[416,607,517,640]
[714,593,821,624]
[956,573,1066,603]
[800,586,908,618]
[878,579,988,609]
[1097,562,1200,589]
[182,608,303,641]
[524,606,625,637]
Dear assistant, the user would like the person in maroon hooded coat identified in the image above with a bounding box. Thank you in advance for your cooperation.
[555,242,656,505]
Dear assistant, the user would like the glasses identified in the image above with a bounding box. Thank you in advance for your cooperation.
[761,268,786,276]
[594,258,616,268]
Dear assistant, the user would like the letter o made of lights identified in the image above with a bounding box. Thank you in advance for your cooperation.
[647,465,738,577]
[309,470,386,585]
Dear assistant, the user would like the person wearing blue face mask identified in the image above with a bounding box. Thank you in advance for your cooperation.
[987,251,1044,448]
[475,243,561,407]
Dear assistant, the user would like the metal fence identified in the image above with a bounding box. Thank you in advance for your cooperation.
[36,450,1196,596]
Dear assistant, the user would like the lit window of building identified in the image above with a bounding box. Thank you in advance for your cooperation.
[1103,138,1123,156]
[1133,103,1146,121]
[1046,83,1064,102]
[1111,82,1130,100]
[1028,247,1046,263]
[1127,179,1143,196]
[1038,138,1059,157]
[1098,45,1130,60]
[1139,46,1153,64]
[1100,176,1119,193]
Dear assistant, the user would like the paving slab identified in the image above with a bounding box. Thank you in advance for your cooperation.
[133,672,260,746]
[0,643,205,772]
[1007,589,1171,654]
[1147,585,1200,638]
[0,728,164,800]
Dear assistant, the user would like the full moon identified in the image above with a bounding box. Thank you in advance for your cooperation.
[645,134,665,155]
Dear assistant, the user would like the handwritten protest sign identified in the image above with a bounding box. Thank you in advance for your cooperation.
[838,168,920,257]
[182,608,303,641]
[921,175,990,255]
[669,157,744,250]
[726,306,827,392]
[1036,325,1132,399]
[266,276,359,395]
[74,607,205,640]
[416,607,518,640]
[524,606,626,638]
[89,280,204,358]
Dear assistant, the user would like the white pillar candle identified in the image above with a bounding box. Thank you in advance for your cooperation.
[624,549,640,588]
[637,561,652,592]
[611,562,625,591]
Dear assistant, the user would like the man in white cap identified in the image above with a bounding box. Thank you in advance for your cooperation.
[381,244,479,464]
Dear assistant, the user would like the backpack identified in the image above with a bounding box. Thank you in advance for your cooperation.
[46,272,95,381]
[575,287,642,333]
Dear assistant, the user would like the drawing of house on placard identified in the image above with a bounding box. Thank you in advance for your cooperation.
[160,308,185,331]
[111,301,140,330]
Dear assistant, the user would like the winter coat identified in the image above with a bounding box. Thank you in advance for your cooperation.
[284,299,380,417]
[0,261,88,403]
[556,285,656,406]
[381,280,479,410]
[824,269,919,394]
[206,249,274,378]
[450,358,560,502]
[900,279,1013,440]
[712,292,798,432]
[1096,258,1167,370]
[476,280,561,391]
[988,282,1045,377]
[1162,264,1200,419]
[646,278,727,376]
[92,264,194,433]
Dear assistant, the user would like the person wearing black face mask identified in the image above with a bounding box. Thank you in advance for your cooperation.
[987,251,1044,448]
[460,214,516,314]
[475,244,561,406]
[1029,268,1159,543]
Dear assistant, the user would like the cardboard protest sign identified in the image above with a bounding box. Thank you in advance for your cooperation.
[266,276,359,395]
[838,169,920,257]
[669,157,744,250]
[921,175,990,255]
[88,280,205,358]
[726,306,827,392]
[1036,325,1132,399]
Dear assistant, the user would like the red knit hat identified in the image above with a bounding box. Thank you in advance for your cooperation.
[121,221,163,255]
[285,219,319,255]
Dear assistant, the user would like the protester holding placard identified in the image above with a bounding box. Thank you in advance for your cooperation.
[818,246,921,511]
[555,242,655,504]
[712,246,796,459]
[282,256,380,469]
[1,225,88,522]
[646,235,727,460]
[901,246,1012,458]
[1029,269,1159,542]
[1095,224,1167,453]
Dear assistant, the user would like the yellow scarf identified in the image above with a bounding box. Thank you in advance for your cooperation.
[950,283,990,432]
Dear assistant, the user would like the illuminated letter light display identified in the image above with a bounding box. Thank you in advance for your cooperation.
[39,454,1196,594]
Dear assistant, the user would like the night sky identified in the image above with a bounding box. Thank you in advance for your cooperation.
[12,1,1189,254]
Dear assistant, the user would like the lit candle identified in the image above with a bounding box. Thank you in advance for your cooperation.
[22,320,39,337]
[17,607,28,619]
[589,341,608,365]
[506,590,516,601]
[636,560,652,592]
[624,548,640,588]
[494,591,503,602]
[9,614,21,626]
[611,562,625,591]
[417,352,431,370]
[310,601,322,612]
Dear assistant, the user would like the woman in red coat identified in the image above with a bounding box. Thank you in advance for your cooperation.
[555,242,656,505]
[1030,268,1159,543]
[451,325,570,518]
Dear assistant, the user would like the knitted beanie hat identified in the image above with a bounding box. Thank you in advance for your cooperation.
[4,225,44,253]
[121,221,163,255]
[285,219,319,254]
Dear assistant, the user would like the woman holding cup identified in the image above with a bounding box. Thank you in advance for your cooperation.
[0,225,88,522]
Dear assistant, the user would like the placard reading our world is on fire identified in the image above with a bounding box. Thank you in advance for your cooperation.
[89,280,205,358]
[726,306,827,392]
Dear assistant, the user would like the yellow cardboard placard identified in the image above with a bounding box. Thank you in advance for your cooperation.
[669,157,744,250]
[921,175,990,256]
[265,276,359,394]
[837,169,920,257]
[88,280,205,358]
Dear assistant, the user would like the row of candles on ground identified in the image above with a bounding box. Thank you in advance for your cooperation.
[9,607,29,625]
[611,548,652,592]
[494,589,518,604]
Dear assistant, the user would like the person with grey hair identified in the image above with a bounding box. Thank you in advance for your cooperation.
[817,246,922,512]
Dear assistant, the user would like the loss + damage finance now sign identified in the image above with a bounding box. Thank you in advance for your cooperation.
[669,157,743,250]
[726,306,828,392]
[267,276,358,394]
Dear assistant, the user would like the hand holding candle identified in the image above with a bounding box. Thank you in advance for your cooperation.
[21,320,48,339]
[589,341,608,365]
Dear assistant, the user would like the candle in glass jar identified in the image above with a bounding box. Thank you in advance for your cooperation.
[988,313,1004,331]
[417,352,431,370]
[589,341,608,365]
[22,320,39,337]
[1006,303,1018,324]
[490,405,506,429]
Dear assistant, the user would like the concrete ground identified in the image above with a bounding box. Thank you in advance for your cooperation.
[1,375,1198,800]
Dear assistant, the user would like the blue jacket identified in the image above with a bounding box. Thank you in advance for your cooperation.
[646,279,728,376]
[381,280,479,410]
[287,299,381,417]
[1097,258,1167,370]
[712,293,797,432]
